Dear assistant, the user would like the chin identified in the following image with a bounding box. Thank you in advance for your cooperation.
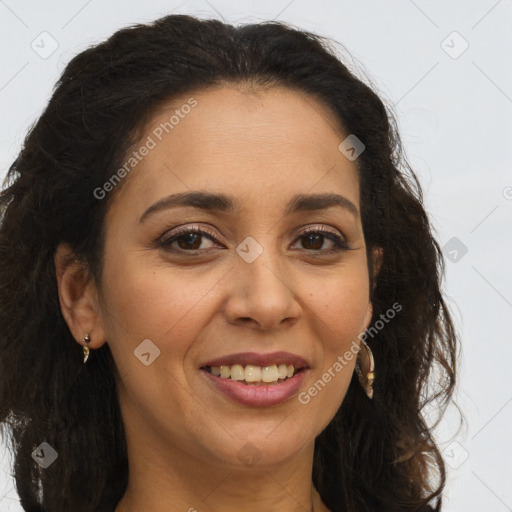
[206,430,313,470]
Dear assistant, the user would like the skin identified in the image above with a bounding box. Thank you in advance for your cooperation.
[55,85,377,512]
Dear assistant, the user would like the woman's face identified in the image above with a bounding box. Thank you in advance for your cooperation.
[97,85,373,468]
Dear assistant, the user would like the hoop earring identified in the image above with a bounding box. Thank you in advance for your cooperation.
[83,333,91,364]
[355,339,375,399]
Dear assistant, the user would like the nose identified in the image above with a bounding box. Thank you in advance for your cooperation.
[223,241,301,331]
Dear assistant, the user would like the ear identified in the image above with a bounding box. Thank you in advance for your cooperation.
[368,247,384,293]
[54,243,106,350]
[371,246,383,285]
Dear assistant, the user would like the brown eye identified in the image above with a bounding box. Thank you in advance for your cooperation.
[301,233,324,250]
[159,226,220,253]
[293,227,349,254]
[173,232,204,250]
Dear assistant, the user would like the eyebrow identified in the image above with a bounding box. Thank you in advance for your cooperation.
[139,191,359,223]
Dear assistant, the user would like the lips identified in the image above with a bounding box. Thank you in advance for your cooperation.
[198,351,310,406]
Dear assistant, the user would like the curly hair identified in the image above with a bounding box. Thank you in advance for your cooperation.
[0,14,459,512]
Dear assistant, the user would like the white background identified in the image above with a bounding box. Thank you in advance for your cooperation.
[1,1,511,511]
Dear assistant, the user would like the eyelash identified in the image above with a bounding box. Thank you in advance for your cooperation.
[158,224,349,255]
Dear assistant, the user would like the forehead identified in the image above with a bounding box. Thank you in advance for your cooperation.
[112,85,360,213]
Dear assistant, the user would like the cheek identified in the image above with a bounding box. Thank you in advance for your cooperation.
[99,250,228,361]
[306,264,370,341]
[295,269,369,426]
[99,255,216,430]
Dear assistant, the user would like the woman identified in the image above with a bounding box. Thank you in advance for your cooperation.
[0,14,458,512]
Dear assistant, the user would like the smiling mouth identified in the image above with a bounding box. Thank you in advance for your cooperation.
[201,364,304,385]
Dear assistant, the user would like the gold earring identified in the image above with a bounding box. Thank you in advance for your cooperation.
[355,339,375,399]
[83,333,91,364]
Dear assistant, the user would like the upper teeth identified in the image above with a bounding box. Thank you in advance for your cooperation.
[209,364,296,383]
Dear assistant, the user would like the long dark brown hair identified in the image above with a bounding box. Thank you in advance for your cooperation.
[0,14,459,512]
